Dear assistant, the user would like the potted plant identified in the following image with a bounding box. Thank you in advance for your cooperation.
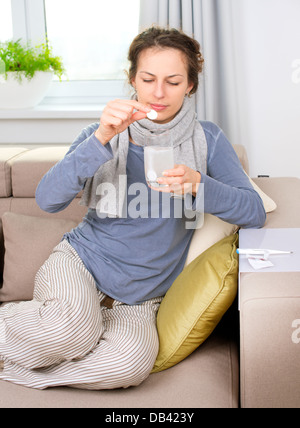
[0,39,65,109]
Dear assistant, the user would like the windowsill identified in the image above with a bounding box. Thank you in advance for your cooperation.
[0,102,104,120]
[0,82,129,120]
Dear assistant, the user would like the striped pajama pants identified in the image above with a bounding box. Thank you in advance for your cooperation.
[0,240,162,390]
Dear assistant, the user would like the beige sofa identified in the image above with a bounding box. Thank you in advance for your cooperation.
[0,144,299,409]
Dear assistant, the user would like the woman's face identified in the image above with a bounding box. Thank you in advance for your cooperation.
[131,47,194,124]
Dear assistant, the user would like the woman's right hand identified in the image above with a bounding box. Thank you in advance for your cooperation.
[94,99,151,145]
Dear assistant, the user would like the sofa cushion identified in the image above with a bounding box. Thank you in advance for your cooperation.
[246,173,277,213]
[11,147,70,197]
[10,197,87,224]
[185,214,238,267]
[152,233,239,373]
[0,148,29,197]
[233,144,249,174]
[0,327,239,408]
[0,212,77,302]
[252,177,300,228]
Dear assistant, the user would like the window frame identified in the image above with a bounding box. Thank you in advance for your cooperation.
[10,0,135,105]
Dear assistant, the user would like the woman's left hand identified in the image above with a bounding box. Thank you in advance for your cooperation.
[153,165,201,197]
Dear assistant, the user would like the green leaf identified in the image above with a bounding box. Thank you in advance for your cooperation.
[0,39,65,81]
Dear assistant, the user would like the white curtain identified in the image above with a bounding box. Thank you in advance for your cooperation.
[139,0,241,147]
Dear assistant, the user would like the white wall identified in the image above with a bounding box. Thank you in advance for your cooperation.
[233,0,300,178]
[0,116,99,146]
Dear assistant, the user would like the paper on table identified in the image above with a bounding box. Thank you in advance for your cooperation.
[239,228,300,273]
[247,257,274,270]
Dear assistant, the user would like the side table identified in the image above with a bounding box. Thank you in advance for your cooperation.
[238,228,300,408]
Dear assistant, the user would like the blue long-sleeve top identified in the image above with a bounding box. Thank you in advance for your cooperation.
[36,121,266,304]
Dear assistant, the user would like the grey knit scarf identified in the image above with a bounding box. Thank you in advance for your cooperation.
[80,96,207,217]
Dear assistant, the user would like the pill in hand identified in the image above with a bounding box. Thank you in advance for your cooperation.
[147,110,158,120]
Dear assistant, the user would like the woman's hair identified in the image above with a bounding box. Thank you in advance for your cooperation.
[127,26,204,95]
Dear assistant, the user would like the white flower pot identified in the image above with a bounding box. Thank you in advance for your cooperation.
[0,71,53,109]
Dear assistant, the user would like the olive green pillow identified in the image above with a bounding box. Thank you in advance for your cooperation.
[152,233,238,373]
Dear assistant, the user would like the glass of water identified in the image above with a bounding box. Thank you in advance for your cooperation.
[144,132,174,188]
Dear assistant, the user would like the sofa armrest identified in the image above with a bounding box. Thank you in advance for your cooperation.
[240,271,300,408]
[0,148,29,197]
[233,144,249,175]
[11,147,70,197]
[239,176,300,408]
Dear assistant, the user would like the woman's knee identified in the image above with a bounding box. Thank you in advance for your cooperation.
[81,357,156,390]
[120,359,156,388]
[114,332,159,388]
[34,297,103,362]
[36,250,100,318]
[75,327,159,390]
[33,255,103,359]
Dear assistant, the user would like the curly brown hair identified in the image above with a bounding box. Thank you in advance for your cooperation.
[127,26,204,95]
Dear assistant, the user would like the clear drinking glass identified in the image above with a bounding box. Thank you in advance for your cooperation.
[144,131,174,188]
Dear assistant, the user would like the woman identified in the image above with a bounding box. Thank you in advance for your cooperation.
[0,27,266,390]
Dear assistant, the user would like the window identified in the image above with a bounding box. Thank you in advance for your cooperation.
[7,0,141,104]
[0,0,13,41]
[45,0,140,82]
